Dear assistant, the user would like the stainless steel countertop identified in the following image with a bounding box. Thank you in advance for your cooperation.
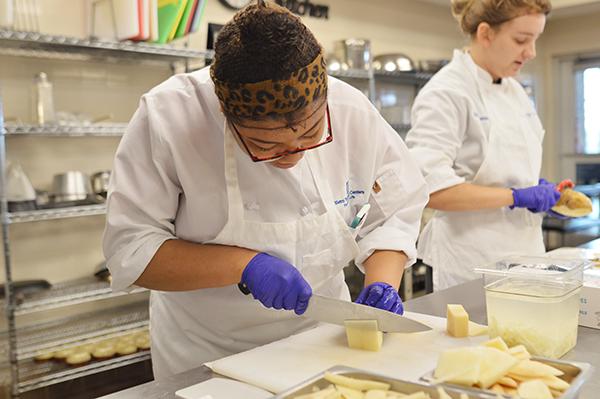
[102,265,600,398]
[405,279,600,399]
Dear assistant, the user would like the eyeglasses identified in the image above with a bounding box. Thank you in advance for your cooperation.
[231,105,333,163]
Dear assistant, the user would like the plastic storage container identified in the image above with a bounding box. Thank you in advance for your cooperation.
[475,256,587,358]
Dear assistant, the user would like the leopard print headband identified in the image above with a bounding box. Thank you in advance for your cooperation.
[211,52,327,119]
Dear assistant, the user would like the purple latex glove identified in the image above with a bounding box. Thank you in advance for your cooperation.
[511,179,561,213]
[539,179,571,219]
[546,209,570,220]
[355,282,404,315]
[241,253,312,315]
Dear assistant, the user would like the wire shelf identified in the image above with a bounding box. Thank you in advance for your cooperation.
[17,351,151,394]
[8,204,106,223]
[11,277,147,315]
[374,70,434,85]
[329,69,371,80]
[2,123,127,137]
[0,29,211,63]
[13,301,149,360]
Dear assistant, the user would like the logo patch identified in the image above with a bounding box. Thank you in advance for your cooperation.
[334,181,365,207]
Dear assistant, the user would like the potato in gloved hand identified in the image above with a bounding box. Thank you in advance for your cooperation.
[551,189,593,217]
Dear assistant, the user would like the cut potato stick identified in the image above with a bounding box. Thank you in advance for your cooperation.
[324,373,390,391]
[498,376,518,388]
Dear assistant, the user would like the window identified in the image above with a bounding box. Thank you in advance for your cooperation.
[575,63,600,154]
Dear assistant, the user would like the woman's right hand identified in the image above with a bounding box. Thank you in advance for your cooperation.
[240,253,312,315]
[511,179,561,213]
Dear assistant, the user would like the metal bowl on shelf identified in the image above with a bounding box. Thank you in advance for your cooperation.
[49,171,94,204]
[373,53,415,73]
[418,59,449,73]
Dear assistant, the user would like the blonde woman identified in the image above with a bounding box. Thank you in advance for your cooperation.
[406,0,566,290]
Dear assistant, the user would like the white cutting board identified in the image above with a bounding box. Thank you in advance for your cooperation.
[175,377,273,399]
[205,312,488,394]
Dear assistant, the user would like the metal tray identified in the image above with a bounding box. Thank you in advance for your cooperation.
[271,365,501,398]
[420,356,593,399]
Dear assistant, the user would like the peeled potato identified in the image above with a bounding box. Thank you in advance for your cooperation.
[363,389,387,399]
[552,189,593,217]
[510,360,564,378]
[323,373,390,391]
[336,385,364,399]
[344,320,383,352]
[517,379,553,399]
[483,337,509,352]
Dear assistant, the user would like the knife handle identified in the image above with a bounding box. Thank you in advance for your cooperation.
[237,282,251,295]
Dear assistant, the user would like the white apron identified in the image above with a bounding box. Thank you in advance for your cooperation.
[149,122,361,379]
[419,59,545,291]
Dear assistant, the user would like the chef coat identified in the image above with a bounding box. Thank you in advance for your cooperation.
[103,67,428,378]
[406,49,546,290]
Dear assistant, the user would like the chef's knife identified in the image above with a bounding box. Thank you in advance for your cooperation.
[302,294,431,333]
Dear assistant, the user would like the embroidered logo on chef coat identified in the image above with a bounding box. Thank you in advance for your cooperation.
[473,111,489,121]
[334,181,365,207]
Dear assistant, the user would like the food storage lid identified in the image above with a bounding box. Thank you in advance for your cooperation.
[475,256,588,297]
[475,256,588,280]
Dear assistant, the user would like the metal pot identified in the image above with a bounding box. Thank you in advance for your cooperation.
[91,170,111,199]
[373,53,415,72]
[334,39,371,70]
[50,171,93,203]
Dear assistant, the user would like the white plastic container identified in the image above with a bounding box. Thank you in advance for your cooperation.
[476,256,587,358]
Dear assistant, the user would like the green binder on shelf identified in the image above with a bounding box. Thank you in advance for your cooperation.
[156,0,187,43]
[174,0,197,39]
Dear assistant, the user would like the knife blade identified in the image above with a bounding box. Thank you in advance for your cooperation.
[302,294,432,333]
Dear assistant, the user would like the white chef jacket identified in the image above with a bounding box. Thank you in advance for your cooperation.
[406,50,546,289]
[103,67,429,371]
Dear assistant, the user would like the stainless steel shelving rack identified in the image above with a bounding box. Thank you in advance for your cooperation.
[0,29,210,397]
[330,68,434,135]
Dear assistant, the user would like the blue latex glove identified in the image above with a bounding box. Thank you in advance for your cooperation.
[511,179,561,213]
[355,282,404,315]
[241,253,312,315]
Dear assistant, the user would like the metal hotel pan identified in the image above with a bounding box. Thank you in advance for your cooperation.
[272,365,495,399]
[419,356,593,399]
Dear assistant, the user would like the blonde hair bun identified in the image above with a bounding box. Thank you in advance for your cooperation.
[451,0,552,36]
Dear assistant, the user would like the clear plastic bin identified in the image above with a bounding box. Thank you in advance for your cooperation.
[475,256,588,358]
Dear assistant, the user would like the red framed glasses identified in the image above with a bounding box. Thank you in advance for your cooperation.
[231,105,333,163]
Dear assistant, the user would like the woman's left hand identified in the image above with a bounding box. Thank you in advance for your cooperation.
[355,282,404,315]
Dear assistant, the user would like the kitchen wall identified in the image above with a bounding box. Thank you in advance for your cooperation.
[534,9,600,181]
[0,0,462,285]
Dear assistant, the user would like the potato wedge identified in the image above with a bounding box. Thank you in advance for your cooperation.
[482,337,509,352]
[517,379,553,399]
[510,360,564,378]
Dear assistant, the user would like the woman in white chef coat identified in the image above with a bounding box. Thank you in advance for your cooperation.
[406,0,566,291]
[104,0,428,379]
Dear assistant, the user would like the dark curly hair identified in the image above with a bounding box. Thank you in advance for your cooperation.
[211,0,322,84]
